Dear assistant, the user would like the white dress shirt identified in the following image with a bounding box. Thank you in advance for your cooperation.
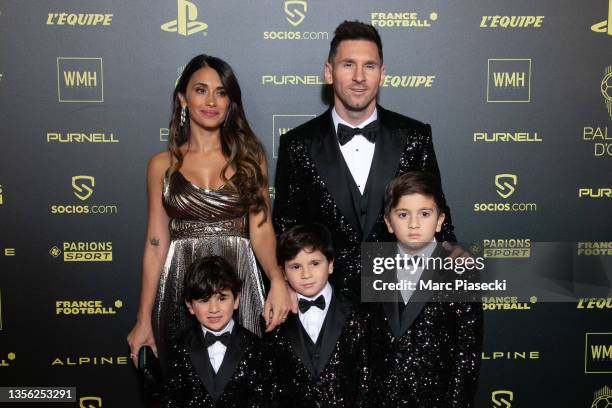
[201,318,234,373]
[298,282,332,343]
[332,107,377,194]
[396,239,437,304]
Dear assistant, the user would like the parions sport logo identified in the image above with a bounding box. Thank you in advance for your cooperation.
[50,175,118,215]
[49,242,113,262]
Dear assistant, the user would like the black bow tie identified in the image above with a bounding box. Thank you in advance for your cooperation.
[337,121,378,145]
[204,331,231,348]
[298,295,326,313]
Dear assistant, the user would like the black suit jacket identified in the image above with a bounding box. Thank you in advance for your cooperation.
[367,245,483,408]
[163,324,271,408]
[273,106,455,303]
[265,292,369,408]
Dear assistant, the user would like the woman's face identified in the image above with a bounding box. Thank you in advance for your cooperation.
[178,66,230,132]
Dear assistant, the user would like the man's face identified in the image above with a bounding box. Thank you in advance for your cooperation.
[325,39,385,117]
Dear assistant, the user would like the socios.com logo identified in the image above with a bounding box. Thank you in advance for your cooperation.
[492,390,513,407]
[79,396,102,408]
[284,1,307,26]
[495,174,517,198]
[161,0,208,36]
[72,176,95,201]
[591,0,612,35]
[50,176,118,216]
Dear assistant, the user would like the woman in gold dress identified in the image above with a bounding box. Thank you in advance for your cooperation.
[127,54,294,369]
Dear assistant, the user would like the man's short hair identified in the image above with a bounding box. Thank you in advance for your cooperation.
[277,224,335,266]
[328,20,383,63]
[384,171,446,217]
[183,255,242,302]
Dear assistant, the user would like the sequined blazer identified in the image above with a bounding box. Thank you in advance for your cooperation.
[163,324,272,408]
[265,292,369,408]
[367,245,483,408]
[273,106,456,304]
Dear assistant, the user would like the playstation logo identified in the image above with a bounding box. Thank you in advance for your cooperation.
[161,0,208,36]
[591,0,612,35]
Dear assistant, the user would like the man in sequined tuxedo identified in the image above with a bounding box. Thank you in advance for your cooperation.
[265,224,369,408]
[366,173,482,407]
[163,256,271,408]
[273,21,455,305]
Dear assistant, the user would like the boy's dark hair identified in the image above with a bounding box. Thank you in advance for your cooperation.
[183,255,242,302]
[277,224,335,266]
[328,20,383,63]
[384,171,446,217]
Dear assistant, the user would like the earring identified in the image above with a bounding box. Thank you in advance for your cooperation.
[180,107,187,127]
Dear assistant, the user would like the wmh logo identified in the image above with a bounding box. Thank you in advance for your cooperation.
[57,57,104,103]
[487,59,531,103]
[585,332,612,374]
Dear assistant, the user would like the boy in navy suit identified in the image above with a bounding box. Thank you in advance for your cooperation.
[163,255,270,407]
[368,171,482,407]
[266,224,369,408]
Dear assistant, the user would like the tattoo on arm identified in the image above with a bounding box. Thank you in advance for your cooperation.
[149,237,160,246]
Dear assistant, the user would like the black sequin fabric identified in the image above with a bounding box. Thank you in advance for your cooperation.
[163,325,272,407]
[367,297,483,407]
[265,295,369,408]
[273,107,456,305]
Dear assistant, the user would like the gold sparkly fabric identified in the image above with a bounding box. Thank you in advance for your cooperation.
[153,171,265,369]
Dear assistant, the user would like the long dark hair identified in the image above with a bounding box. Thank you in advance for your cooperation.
[168,54,268,220]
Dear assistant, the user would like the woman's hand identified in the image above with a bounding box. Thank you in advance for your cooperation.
[263,277,298,332]
[127,320,157,367]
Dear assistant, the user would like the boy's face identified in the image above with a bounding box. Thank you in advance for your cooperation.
[283,248,333,298]
[185,289,239,332]
[384,193,445,252]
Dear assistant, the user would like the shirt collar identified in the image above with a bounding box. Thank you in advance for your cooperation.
[201,318,234,337]
[332,106,378,134]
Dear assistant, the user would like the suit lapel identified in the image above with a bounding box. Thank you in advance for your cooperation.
[398,244,445,334]
[212,326,245,401]
[382,286,404,338]
[309,110,362,236]
[314,293,348,376]
[362,106,406,239]
[188,328,216,398]
[285,313,317,377]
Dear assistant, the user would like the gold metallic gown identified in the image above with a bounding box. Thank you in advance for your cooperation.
[153,170,265,366]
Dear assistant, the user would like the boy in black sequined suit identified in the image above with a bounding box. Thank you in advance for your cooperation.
[368,172,482,407]
[265,224,369,408]
[163,256,271,408]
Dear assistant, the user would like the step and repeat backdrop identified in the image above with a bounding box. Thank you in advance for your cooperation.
[0,0,611,406]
